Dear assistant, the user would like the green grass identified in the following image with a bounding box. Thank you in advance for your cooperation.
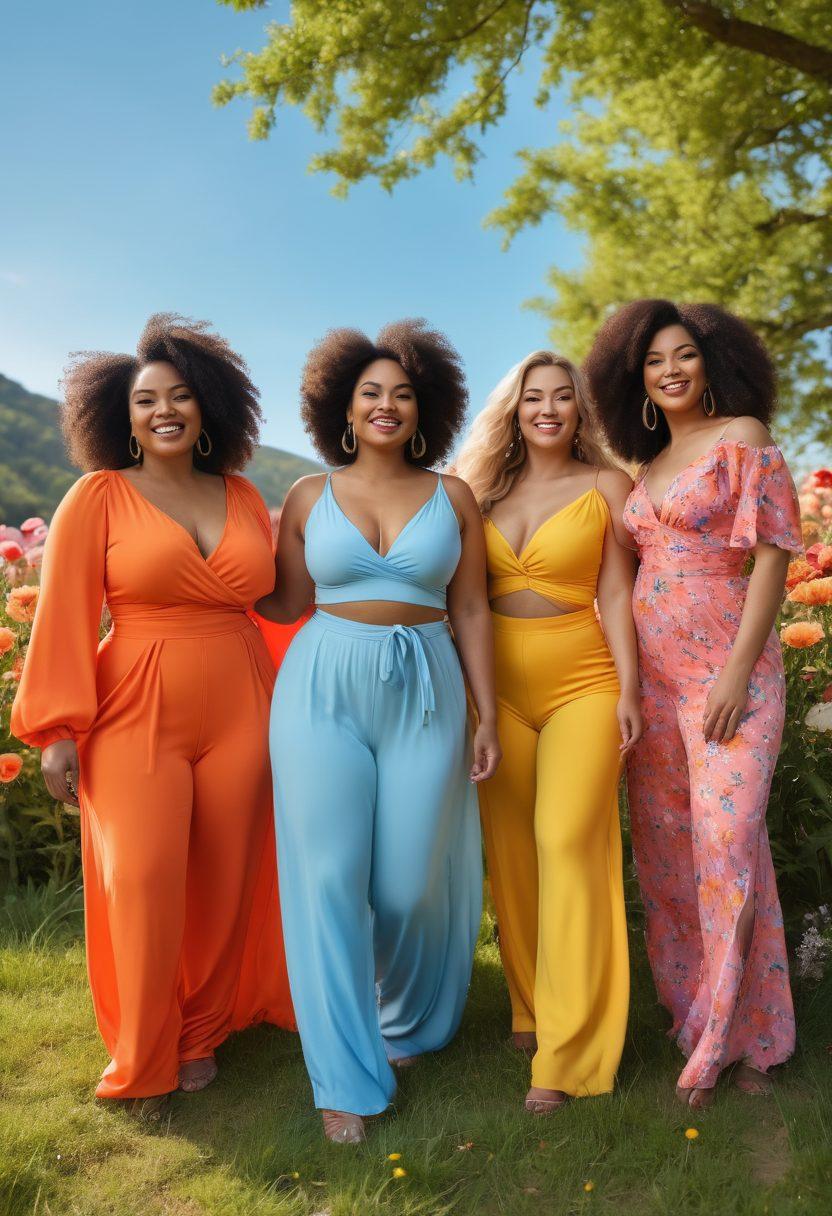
[1,887,830,1216]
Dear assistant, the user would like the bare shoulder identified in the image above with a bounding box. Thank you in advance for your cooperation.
[721,415,774,447]
[596,465,634,503]
[285,472,328,508]
[440,472,479,514]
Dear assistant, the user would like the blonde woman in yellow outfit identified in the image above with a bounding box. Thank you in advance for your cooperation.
[455,352,641,1113]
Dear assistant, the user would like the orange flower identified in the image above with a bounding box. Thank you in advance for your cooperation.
[780,621,825,648]
[0,626,16,656]
[786,558,818,589]
[802,520,821,545]
[788,577,832,606]
[5,585,39,623]
[0,753,23,783]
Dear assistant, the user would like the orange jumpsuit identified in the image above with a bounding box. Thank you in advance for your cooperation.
[12,470,295,1098]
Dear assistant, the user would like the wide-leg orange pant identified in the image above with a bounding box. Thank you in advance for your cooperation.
[79,611,294,1099]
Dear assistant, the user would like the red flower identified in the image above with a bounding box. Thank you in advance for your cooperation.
[812,469,832,488]
[0,753,23,783]
[0,540,24,562]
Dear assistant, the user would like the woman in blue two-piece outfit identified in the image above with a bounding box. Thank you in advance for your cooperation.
[256,321,500,1144]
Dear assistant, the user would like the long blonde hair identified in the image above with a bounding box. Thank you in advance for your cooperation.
[454,351,613,513]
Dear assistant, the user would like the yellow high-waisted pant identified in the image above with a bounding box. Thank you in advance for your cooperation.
[478,606,630,1095]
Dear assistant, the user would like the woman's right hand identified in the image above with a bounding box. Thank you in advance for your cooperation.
[41,739,80,807]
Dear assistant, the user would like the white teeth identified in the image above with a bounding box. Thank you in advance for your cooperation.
[153,425,184,434]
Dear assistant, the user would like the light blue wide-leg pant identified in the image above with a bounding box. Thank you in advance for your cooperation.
[270,610,482,1115]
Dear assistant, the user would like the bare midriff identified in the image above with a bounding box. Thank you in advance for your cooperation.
[489,589,576,619]
[318,601,448,626]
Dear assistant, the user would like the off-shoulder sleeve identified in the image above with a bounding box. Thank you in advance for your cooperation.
[11,473,108,749]
[727,443,803,553]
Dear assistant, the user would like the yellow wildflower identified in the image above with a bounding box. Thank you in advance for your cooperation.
[685,1128,699,1140]
[392,1166,407,1178]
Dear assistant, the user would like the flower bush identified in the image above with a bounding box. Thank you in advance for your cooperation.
[769,468,832,935]
[0,520,81,887]
[1,470,831,941]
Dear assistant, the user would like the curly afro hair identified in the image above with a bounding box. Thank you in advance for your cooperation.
[583,299,776,464]
[60,312,263,473]
[300,318,468,467]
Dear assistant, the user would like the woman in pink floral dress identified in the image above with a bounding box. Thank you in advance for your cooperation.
[585,300,802,1109]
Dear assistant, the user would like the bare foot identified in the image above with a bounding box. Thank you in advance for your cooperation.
[322,1109,366,1144]
[524,1086,568,1114]
[389,1055,419,1069]
[687,1087,716,1109]
[512,1032,537,1056]
[179,1057,218,1093]
[732,1062,773,1095]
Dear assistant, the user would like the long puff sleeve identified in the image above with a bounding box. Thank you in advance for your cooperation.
[727,443,803,554]
[11,472,109,749]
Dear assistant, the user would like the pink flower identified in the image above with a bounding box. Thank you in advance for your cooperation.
[20,517,46,534]
[25,545,45,569]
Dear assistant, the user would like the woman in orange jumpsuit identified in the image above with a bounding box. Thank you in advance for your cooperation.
[12,314,294,1111]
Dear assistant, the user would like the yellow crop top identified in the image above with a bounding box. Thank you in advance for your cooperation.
[484,487,609,610]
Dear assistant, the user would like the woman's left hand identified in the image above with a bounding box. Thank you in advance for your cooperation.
[703,666,750,742]
[470,721,501,783]
[617,691,643,757]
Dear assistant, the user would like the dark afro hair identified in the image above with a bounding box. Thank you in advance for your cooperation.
[300,318,468,467]
[583,299,776,464]
[60,312,263,474]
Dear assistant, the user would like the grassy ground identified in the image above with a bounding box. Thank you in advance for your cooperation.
[1,884,830,1216]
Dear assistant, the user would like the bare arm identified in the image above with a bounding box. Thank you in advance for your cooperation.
[703,416,793,741]
[596,469,642,755]
[254,476,320,624]
[444,476,501,782]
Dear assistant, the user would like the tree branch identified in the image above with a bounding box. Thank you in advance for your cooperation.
[662,1,832,80]
[755,208,829,234]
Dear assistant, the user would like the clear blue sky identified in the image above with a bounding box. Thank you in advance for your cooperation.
[0,1,579,462]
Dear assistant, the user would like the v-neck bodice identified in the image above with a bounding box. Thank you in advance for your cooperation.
[485,487,609,609]
[624,440,802,576]
[11,469,278,752]
[305,473,461,610]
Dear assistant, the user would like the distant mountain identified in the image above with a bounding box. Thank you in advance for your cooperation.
[0,373,320,523]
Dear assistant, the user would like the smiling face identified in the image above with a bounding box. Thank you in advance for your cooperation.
[643,324,708,417]
[516,363,579,452]
[347,357,418,453]
[129,361,203,460]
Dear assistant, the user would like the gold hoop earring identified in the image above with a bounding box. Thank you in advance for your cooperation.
[642,396,658,431]
[196,429,213,457]
[410,428,426,460]
[341,422,356,455]
[129,434,142,460]
[702,386,716,417]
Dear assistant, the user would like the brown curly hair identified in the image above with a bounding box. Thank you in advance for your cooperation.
[583,300,776,464]
[300,319,468,467]
[60,313,263,473]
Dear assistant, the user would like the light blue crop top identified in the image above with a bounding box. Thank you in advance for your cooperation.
[305,473,461,610]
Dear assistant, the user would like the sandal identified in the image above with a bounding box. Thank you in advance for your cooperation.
[179,1057,218,1093]
[322,1109,366,1144]
[524,1086,568,1115]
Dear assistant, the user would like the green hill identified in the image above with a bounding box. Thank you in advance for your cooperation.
[0,373,320,523]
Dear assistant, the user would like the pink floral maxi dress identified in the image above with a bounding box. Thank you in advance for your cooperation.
[624,439,802,1089]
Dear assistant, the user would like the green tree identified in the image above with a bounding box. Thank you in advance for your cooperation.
[215,1,832,438]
